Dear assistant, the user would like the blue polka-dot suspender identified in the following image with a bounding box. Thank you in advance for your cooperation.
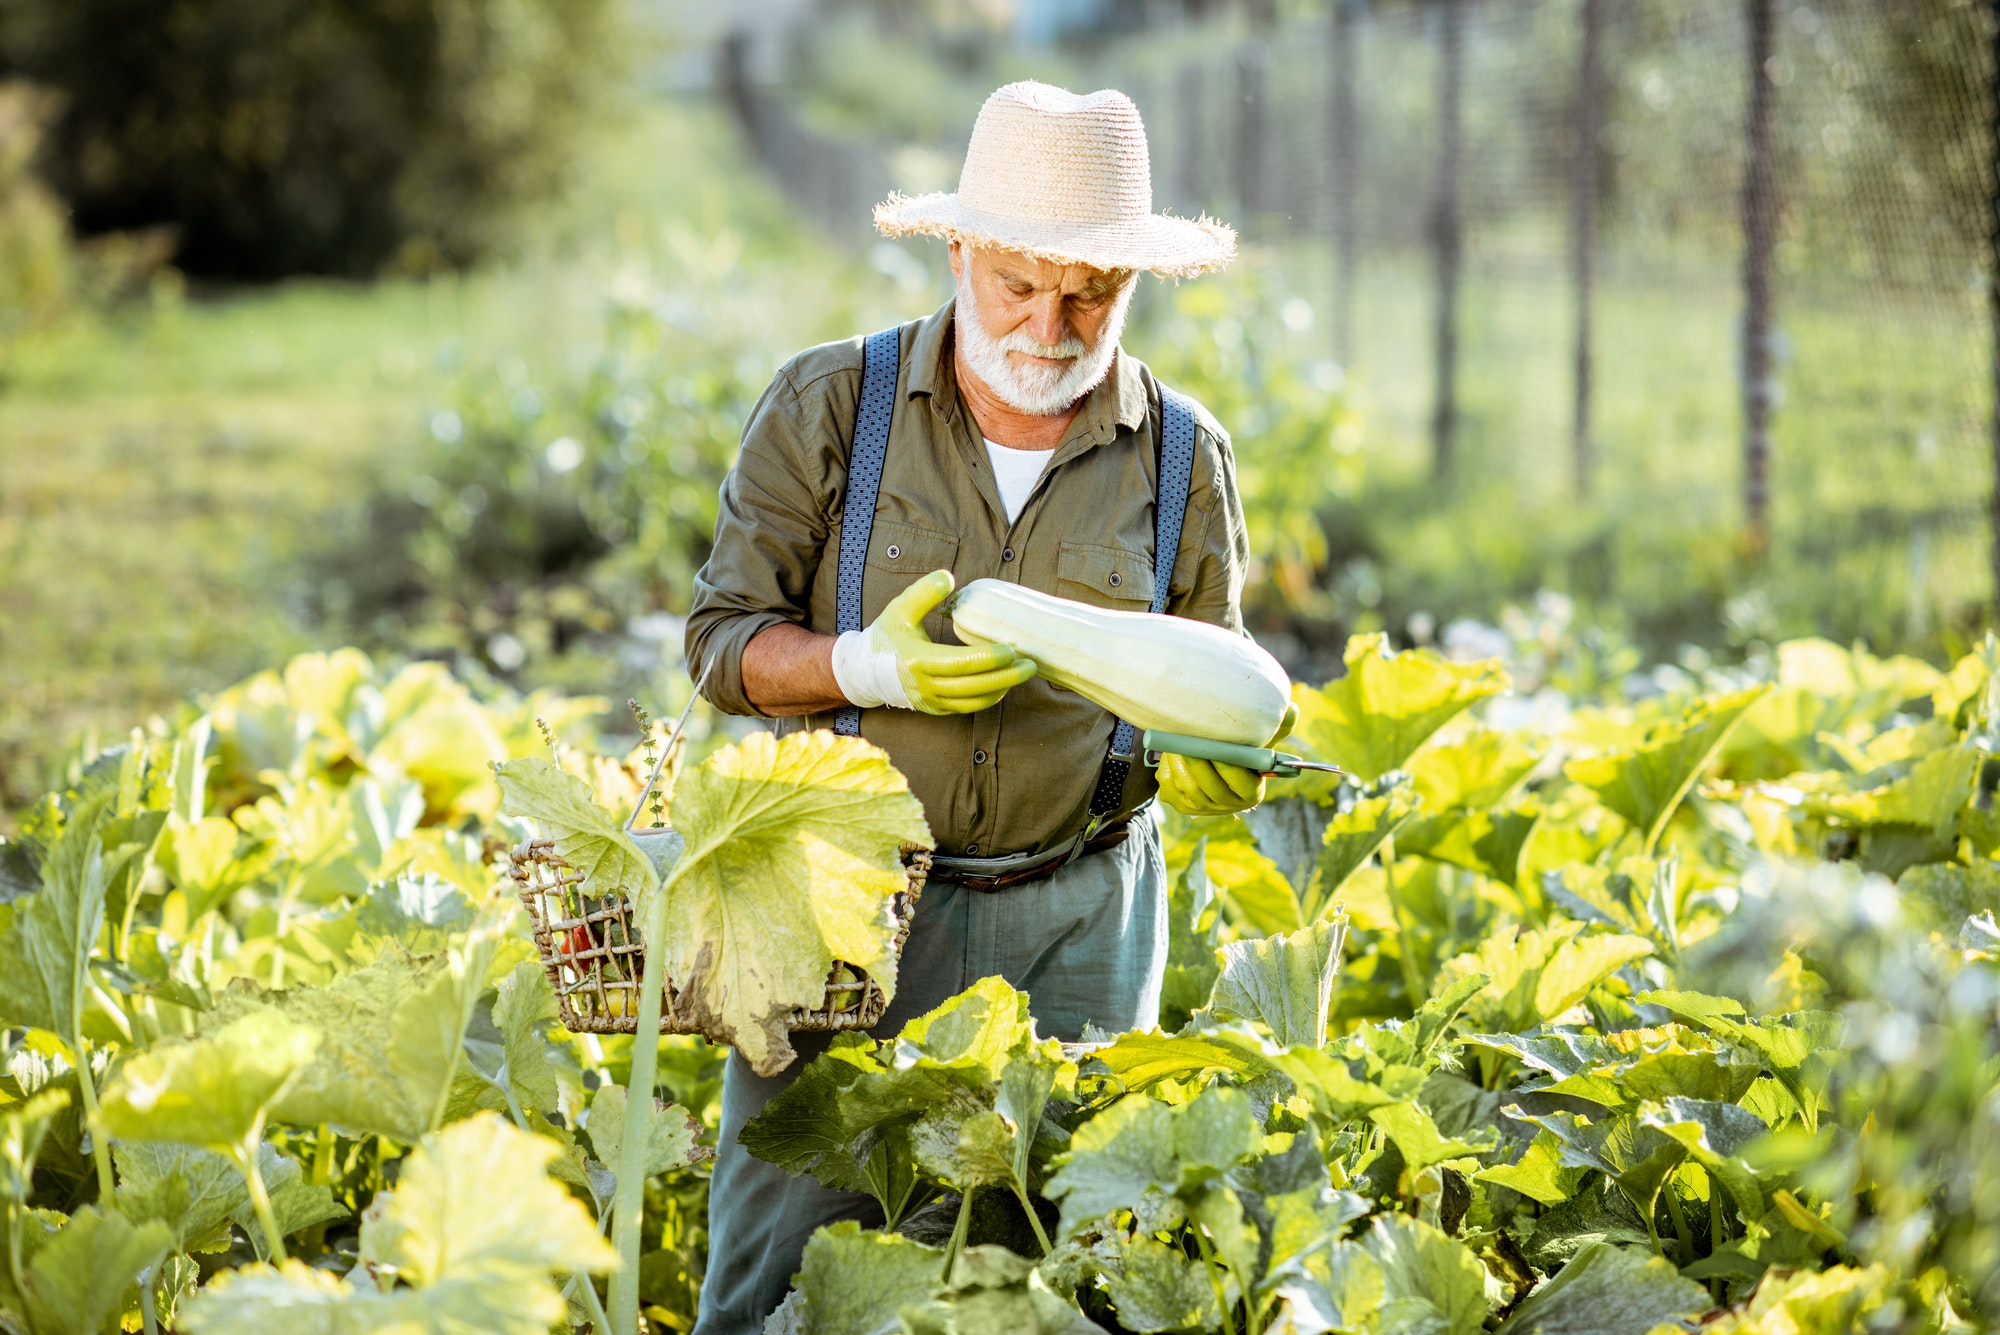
[833,328,903,738]
[1088,386,1198,820]
[830,328,1199,828]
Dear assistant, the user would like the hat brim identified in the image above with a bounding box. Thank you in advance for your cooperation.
[874,192,1236,278]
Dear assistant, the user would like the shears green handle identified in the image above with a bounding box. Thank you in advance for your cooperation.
[1140,729,1344,780]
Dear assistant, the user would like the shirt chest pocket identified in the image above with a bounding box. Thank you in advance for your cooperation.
[1056,540,1155,608]
[862,518,961,626]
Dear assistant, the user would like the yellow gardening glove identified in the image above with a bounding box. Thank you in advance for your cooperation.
[1155,700,1299,818]
[866,570,1038,715]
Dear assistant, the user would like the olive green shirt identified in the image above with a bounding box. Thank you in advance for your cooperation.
[685,300,1249,858]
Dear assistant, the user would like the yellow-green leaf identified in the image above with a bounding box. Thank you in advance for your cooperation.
[1209,914,1348,1049]
[495,755,656,902]
[182,1115,614,1334]
[1291,635,1508,784]
[654,731,932,1076]
[101,1010,317,1150]
[1564,687,1766,852]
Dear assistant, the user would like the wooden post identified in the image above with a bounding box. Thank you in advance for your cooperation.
[1431,0,1465,482]
[1571,0,1601,498]
[1742,0,1778,554]
[1331,0,1359,366]
[1989,0,2000,621]
[1236,40,1268,217]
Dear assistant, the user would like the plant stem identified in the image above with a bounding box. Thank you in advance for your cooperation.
[1708,1171,1726,1305]
[138,1264,160,1335]
[942,1185,976,1283]
[1193,1226,1238,1335]
[1008,1181,1052,1256]
[270,871,300,990]
[565,1268,613,1333]
[68,1033,115,1204]
[235,1137,287,1263]
[609,894,670,1335]
[1663,1186,1695,1266]
[1708,1168,1725,1248]
[312,1124,334,1186]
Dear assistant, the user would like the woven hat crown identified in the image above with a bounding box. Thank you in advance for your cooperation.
[958,82,1153,226]
[873,79,1235,276]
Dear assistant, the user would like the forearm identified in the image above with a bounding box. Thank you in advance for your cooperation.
[742,623,848,716]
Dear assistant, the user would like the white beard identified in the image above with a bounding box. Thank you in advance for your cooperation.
[954,269,1134,417]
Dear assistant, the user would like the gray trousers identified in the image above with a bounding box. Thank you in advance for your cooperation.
[692,808,1167,1335]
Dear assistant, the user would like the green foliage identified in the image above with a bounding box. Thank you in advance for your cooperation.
[753,632,2000,1333]
[0,0,623,278]
[181,1114,616,1331]
[1209,915,1347,1049]
[792,1221,945,1335]
[649,729,932,1076]
[101,1011,317,1150]
[1290,634,1508,785]
[1490,1241,1706,1335]
[16,602,2000,1332]
[1564,687,1767,853]
[496,755,655,900]
[13,1206,172,1335]
[0,647,723,1334]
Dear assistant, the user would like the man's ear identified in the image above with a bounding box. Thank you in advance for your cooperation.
[947,240,963,284]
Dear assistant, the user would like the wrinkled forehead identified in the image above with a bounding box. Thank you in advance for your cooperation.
[959,242,1133,299]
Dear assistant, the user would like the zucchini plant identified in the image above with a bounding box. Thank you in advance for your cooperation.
[747,633,2000,1334]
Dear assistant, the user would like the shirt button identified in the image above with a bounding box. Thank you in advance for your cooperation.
[965,843,979,856]
[1108,571,1123,587]
[973,749,988,764]
[885,544,901,559]
[1001,547,1015,562]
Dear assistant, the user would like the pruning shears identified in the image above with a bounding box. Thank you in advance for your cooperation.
[1141,729,1344,780]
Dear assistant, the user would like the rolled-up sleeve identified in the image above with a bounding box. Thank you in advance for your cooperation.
[685,366,840,717]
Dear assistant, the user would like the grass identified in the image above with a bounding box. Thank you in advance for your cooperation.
[5,55,1993,815]
[0,96,815,815]
[1256,241,1995,657]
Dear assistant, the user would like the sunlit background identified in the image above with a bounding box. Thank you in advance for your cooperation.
[3,0,1996,816]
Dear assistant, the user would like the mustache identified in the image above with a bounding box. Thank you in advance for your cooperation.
[995,329,1087,360]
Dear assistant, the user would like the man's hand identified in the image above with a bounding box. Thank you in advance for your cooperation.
[840,569,1038,715]
[1154,700,1299,818]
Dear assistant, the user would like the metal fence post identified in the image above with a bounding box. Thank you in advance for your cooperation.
[1743,0,1778,554]
[1331,0,1359,367]
[1431,0,1465,482]
[1571,0,1601,499]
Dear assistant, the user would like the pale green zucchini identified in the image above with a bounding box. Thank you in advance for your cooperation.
[949,578,1291,745]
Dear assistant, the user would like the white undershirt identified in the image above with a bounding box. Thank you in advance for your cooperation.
[983,438,1054,524]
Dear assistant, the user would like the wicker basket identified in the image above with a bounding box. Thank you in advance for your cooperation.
[511,834,930,1038]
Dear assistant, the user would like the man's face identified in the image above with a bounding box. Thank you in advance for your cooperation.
[950,242,1135,417]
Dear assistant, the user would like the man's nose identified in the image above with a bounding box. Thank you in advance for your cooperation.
[1025,297,1069,350]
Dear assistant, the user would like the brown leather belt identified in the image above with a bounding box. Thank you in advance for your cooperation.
[927,819,1132,893]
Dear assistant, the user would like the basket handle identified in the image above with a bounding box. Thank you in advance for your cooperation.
[627,658,715,831]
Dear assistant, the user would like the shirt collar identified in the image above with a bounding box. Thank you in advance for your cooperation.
[907,298,1150,445]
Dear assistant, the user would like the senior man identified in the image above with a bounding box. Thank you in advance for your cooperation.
[685,80,1272,1333]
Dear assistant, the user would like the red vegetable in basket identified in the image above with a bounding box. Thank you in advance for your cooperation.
[559,922,598,961]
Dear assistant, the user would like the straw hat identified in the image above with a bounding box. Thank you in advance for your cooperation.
[874,81,1236,278]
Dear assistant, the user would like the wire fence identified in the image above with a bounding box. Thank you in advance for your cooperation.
[722,0,2000,651]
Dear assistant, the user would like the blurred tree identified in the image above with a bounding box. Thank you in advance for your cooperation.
[0,0,623,279]
[0,80,71,323]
